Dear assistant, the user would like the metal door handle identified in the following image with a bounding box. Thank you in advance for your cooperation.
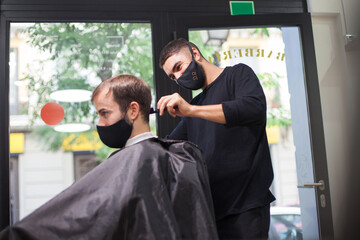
[297,180,325,191]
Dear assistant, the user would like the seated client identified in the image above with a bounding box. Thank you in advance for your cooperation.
[0,74,218,240]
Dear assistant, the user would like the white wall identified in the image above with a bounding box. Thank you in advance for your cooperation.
[18,133,74,219]
[308,0,360,238]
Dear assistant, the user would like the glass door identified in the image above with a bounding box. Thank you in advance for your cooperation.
[177,13,333,240]
[9,22,156,223]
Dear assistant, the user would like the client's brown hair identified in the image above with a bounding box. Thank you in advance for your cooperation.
[91,74,152,122]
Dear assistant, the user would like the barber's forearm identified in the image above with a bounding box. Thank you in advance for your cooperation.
[188,104,226,124]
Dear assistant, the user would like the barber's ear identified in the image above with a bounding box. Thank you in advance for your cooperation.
[127,101,140,121]
[192,47,202,61]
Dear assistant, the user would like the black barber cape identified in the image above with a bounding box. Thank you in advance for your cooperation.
[0,138,218,240]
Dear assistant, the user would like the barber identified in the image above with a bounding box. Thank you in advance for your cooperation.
[157,38,275,239]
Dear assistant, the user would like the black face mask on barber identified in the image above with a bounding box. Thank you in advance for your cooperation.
[96,116,133,149]
[175,44,206,90]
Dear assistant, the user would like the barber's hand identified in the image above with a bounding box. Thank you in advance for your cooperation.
[157,93,193,118]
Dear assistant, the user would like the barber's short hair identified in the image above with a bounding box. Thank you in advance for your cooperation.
[91,74,152,122]
[159,38,203,69]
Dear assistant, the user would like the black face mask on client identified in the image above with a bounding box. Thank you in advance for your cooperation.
[175,44,206,90]
[96,116,133,149]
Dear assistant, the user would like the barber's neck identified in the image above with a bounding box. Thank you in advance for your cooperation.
[202,60,224,88]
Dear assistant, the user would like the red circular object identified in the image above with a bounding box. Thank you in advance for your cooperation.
[40,102,65,125]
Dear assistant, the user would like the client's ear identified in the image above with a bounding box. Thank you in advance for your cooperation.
[127,101,140,121]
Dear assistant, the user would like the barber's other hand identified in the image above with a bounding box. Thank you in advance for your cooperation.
[157,93,193,118]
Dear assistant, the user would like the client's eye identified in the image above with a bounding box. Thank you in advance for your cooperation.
[99,111,108,118]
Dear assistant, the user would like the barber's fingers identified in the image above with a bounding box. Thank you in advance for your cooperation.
[166,98,180,118]
[157,93,182,117]
[157,96,167,116]
[157,95,173,116]
[166,94,188,118]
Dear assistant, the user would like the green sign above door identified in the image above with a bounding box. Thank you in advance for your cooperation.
[229,1,255,15]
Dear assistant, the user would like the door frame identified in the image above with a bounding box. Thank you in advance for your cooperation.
[0,9,334,238]
[171,12,333,239]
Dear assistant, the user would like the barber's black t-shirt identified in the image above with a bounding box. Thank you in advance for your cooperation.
[169,63,275,220]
